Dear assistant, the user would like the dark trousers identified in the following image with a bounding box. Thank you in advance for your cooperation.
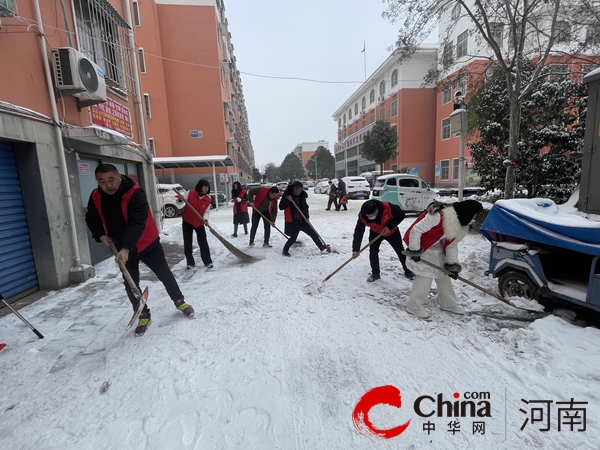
[124,242,183,314]
[283,221,323,253]
[368,228,409,276]
[249,209,271,244]
[182,221,212,266]
[336,198,347,211]
[327,197,338,210]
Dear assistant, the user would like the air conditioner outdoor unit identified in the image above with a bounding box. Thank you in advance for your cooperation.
[51,47,107,106]
[378,96,382,101]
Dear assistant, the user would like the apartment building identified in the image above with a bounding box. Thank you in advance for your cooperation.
[293,141,329,172]
[332,48,438,183]
[139,0,255,190]
[0,0,252,302]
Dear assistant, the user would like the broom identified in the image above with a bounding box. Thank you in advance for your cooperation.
[173,188,257,263]
[287,196,331,252]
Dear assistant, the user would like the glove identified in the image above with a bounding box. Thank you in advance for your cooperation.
[405,247,423,262]
[236,197,242,202]
[444,263,462,279]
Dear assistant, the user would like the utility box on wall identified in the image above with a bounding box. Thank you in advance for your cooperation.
[581,69,600,214]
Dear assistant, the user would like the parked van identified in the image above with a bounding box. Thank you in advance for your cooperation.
[371,174,436,212]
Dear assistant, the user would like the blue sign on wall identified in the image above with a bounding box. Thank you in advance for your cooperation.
[190,130,203,138]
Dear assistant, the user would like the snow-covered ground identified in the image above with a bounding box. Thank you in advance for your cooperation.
[1,191,599,449]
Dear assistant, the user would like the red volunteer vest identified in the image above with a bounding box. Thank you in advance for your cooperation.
[359,202,397,237]
[182,190,212,228]
[233,189,248,214]
[91,185,158,252]
[403,210,454,252]
[254,187,277,215]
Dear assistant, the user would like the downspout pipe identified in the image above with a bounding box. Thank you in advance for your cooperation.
[32,0,92,283]
[122,0,162,228]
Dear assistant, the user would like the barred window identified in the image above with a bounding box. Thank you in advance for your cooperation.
[74,0,134,95]
[453,158,460,180]
[440,160,450,180]
[391,69,398,87]
[442,82,451,104]
[391,100,398,118]
[379,108,386,121]
[379,80,386,98]
[370,89,375,103]
[369,114,375,124]
[456,31,468,58]
[441,118,450,140]
[490,22,504,46]
[443,42,453,68]
[361,97,366,110]
[549,64,568,82]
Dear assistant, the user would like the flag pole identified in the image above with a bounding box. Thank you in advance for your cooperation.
[363,41,366,81]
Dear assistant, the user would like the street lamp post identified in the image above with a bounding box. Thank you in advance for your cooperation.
[310,155,318,180]
[450,93,467,201]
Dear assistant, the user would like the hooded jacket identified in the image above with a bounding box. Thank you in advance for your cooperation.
[279,184,309,235]
[86,175,159,253]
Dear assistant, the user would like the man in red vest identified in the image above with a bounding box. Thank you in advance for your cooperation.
[85,164,193,336]
[351,200,415,282]
[247,185,280,247]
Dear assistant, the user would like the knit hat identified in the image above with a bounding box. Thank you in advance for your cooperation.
[269,186,279,194]
[452,200,483,226]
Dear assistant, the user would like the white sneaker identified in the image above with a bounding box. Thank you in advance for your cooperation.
[406,306,429,318]
[440,305,466,315]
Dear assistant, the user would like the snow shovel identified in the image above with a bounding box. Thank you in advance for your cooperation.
[174,188,257,263]
[401,252,540,313]
[287,196,332,253]
[109,242,149,328]
[251,205,289,240]
[1,294,44,339]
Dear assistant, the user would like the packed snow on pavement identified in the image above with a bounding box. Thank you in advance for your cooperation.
[1,191,599,450]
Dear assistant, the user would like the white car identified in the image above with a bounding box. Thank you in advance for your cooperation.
[157,183,186,218]
[314,179,330,194]
[341,176,370,199]
[371,174,436,212]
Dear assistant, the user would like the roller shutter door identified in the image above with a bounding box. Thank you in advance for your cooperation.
[0,141,38,299]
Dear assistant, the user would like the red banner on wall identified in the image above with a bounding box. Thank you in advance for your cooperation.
[89,98,133,138]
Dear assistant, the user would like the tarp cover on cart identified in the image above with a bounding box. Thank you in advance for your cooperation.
[480,198,600,256]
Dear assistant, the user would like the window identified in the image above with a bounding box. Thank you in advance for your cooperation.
[390,164,398,172]
[443,42,453,68]
[338,118,341,128]
[386,177,397,186]
[361,120,366,128]
[391,69,398,87]
[453,158,460,180]
[354,103,358,115]
[456,31,468,58]
[379,108,386,121]
[361,97,366,110]
[74,0,133,94]
[349,108,352,120]
[138,48,146,73]
[369,114,375,124]
[440,160,450,180]
[379,80,385,98]
[399,179,419,188]
[490,22,504,46]
[148,138,155,156]
[441,118,450,140]
[451,4,461,21]
[355,125,358,133]
[343,113,346,124]
[442,82,451,104]
[586,25,600,44]
[132,1,140,26]
[370,89,375,103]
[583,64,600,75]
[509,22,522,50]
[391,100,398,118]
[455,73,467,97]
[549,64,568,82]
[144,93,151,118]
[555,21,571,43]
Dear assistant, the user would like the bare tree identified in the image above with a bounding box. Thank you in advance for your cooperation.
[383,0,600,198]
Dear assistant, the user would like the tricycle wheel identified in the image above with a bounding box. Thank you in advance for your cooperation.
[498,271,538,300]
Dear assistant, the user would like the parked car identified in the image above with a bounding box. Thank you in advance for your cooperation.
[371,174,436,212]
[210,192,228,209]
[314,179,330,194]
[437,187,486,197]
[306,180,315,187]
[342,176,370,199]
[157,183,186,218]
[276,181,289,193]
[301,181,309,191]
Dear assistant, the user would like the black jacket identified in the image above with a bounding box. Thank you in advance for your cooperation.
[337,179,347,198]
[279,186,310,235]
[352,200,405,252]
[85,175,155,252]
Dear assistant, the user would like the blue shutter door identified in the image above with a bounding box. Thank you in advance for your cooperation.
[0,141,39,299]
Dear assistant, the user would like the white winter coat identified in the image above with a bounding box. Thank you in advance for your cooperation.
[406,207,468,278]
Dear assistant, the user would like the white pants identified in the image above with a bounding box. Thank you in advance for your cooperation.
[406,275,458,310]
